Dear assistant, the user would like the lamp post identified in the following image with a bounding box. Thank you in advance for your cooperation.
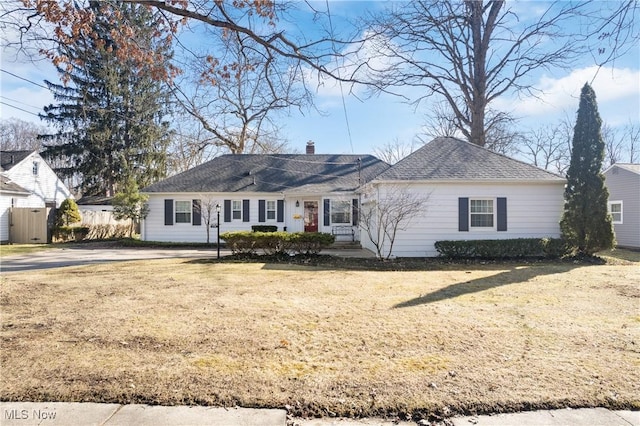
[216,204,221,259]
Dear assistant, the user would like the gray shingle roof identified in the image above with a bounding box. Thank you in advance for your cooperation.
[0,150,33,172]
[610,163,640,175]
[0,174,30,194]
[376,137,565,182]
[143,154,390,194]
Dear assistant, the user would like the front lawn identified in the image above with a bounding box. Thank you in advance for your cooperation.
[1,258,638,419]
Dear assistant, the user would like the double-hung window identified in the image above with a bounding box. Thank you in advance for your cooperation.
[266,200,276,220]
[175,201,191,223]
[232,200,242,220]
[330,200,351,224]
[470,199,494,228]
[608,201,623,224]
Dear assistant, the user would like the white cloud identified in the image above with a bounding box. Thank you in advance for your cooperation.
[301,30,401,99]
[494,66,640,125]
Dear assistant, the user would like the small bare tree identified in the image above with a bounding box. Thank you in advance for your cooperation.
[359,185,430,260]
[199,196,221,244]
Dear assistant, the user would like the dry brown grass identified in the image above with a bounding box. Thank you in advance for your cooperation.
[1,257,639,419]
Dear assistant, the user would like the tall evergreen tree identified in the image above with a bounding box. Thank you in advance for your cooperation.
[560,83,614,256]
[40,1,172,196]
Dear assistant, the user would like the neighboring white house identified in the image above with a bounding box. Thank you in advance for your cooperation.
[604,163,640,249]
[359,137,567,257]
[140,142,390,243]
[0,174,30,242]
[0,150,73,243]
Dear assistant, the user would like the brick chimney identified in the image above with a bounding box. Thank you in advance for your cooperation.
[306,140,315,154]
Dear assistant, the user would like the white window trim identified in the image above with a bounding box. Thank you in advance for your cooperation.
[32,161,39,176]
[232,200,242,221]
[608,200,623,224]
[266,200,277,221]
[175,200,192,224]
[330,199,352,225]
[469,198,495,231]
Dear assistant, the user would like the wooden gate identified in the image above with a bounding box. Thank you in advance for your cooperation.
[10,207,51,244]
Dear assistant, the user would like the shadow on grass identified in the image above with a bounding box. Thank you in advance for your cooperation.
[393,262,586,308]
[597,248,640,263]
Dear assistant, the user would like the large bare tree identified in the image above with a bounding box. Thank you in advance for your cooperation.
[170,30,306,154]
[360,0,638,147]
[373,137,420,165]
[518,118,573,175]
[0,118,46,151]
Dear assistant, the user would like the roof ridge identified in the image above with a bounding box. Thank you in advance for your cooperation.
[452,137,565,179]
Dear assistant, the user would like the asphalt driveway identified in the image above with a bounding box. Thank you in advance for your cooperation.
[0,245,225,273]
[0,244,375,273]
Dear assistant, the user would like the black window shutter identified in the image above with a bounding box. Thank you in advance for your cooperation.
[192,199,201,226]
[258,200,266,222]
[224,199,231,222]
[164,199,173,226]
[323,199,330,226]
[497,197,507,231]
[243,199,250,222]
[458,197,469,232]
[277,200,284,223]
[352,198,359,226]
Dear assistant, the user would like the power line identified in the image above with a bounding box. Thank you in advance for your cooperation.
[1,68,50,90]
[0,101,40,117]
[0,95,42,111]
[325,0,354,154]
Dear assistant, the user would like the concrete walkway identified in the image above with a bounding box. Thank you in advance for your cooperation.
[0,403,637,426]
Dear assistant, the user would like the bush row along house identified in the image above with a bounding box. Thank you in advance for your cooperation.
[145,137,632,257]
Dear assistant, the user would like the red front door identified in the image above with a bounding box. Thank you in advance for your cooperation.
[304,201,318,232]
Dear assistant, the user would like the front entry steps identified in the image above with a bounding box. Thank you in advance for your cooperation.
[330,241,362,249]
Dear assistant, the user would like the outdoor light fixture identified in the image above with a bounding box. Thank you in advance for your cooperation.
[295,200,300,207]
[216,204,221,259]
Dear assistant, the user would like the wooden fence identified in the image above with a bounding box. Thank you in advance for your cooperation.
[10,207,51,244]
[79,210,132,227]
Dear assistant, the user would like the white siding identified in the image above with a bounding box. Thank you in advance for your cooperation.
[4,152,72,208]
[0,194,30,242]
[143,193,290,242]
[605,166,640,248]
[360,182,565,257]
[142,193,360,243]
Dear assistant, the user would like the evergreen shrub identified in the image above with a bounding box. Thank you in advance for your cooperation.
[220,231,335,255]
[434,238,568,259]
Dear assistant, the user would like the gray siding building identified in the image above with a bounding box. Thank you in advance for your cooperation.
[604,163,640,249]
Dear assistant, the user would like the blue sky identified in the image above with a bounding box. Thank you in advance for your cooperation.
[1,1,638,156]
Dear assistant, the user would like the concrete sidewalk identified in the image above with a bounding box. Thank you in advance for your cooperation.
[0,402,286,425]
[1,403,637,426]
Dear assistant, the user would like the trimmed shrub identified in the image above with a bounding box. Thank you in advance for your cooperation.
[220,231,335,255]
[434,238,569,260]
[220,231,258,254]
[55,198,81,227]
[251,225,278,233]
[289,232,335,255]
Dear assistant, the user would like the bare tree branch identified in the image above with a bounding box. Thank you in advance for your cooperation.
[359,184,430,260]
